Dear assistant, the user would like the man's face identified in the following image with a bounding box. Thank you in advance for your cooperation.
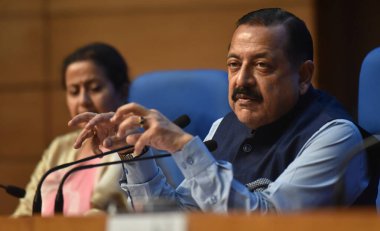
[227,24,303,129]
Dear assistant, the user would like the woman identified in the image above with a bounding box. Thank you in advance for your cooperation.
[13,42,131,216]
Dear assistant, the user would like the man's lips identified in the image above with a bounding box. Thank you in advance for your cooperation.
[232,87,263,103]
[235,93,262,102]
[236,93,253,100]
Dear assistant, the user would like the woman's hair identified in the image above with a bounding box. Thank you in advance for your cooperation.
[61,42,130,93]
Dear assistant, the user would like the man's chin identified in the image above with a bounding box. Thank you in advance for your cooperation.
[234,110,262,129]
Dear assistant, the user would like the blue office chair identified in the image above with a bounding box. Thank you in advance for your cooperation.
[128,69,231,140]
[358,47,380,210]
[358,47,380,136]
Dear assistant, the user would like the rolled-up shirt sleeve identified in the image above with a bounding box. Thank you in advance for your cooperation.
[120,119,368,213]
[172,137,274,212]
[120,137,274,212]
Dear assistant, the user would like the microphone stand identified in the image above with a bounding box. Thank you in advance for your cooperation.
[33,114,191,215]
[32,144,134,215]
[54,153,171,214]
[54,139,217,214]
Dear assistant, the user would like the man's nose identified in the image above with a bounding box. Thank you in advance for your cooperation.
[236,65,256,86]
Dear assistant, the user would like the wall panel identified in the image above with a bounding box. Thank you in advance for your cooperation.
[0,91,46,160]
[48,0,311,13]
[0,0,316,215]
[0,0,43,14]
[0,162,37,216]
[0,19,45,85]
[49,89,72,140]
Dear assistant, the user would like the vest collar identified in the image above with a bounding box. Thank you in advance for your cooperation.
[252,86,317,143]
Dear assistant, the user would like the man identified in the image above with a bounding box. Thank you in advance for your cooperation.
[70,8,372,213]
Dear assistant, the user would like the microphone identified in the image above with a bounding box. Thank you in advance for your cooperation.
[171,114,191,129]
[54,139,217,214]
[0,184,26,198]
[335,134,380,206]
[32,114,191,215]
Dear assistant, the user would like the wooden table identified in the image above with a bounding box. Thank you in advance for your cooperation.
[1,209,379,231]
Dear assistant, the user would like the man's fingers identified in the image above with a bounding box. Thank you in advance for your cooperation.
[117,115,143,137]
[90,136,102,155]
[103,135,128,149]
[130,132,150,156]
[125,133,142,146]
[85,112,114,129]
[73,129,94,149]
[111,103,148,123]
[68,112,97,127]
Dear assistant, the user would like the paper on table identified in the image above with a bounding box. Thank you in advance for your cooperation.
[107,212,187,231]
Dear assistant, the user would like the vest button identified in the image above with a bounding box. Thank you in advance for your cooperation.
[186,156,194,165]
[209,195,217,205]
[181,162,187,169]
[242,144,252,153]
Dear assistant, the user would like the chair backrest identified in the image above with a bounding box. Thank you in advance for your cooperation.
[128,69,231,140]
[358,47,380,136]
[358,47,380,211]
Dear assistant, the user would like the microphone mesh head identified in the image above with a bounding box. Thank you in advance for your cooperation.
[204,140,217,152]
[173,114,191,128]
[6,185,26,198]
[246,178,272,192]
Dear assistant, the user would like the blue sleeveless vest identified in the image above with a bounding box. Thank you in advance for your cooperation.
[211,86,377,205]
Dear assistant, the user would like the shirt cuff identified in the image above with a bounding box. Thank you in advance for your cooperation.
[172,136,216,179]
[121,168,167,201]
[123,149,159,184]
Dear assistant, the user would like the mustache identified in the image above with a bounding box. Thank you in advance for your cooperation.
[232,86,263,102]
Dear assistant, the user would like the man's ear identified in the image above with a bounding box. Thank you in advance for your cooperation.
[298,60,314,95]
